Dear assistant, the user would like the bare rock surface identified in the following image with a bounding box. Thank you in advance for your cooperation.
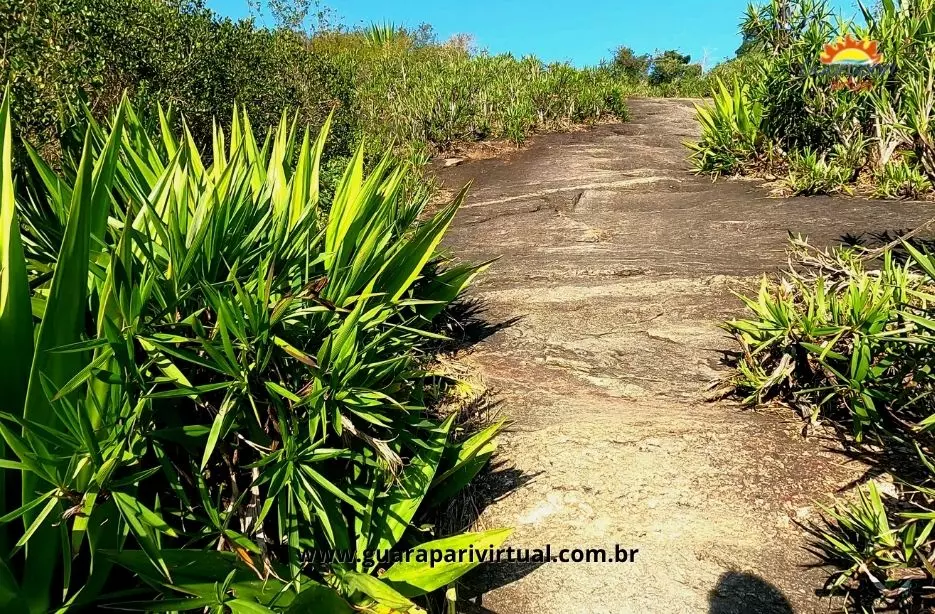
[435,98,933,613]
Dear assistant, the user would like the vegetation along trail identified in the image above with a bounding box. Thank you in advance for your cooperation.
[436,98,934,613]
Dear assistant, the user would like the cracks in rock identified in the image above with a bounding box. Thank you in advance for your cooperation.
[461,176,681,209]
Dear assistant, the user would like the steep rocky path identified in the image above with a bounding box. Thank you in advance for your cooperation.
[436,99,933,613]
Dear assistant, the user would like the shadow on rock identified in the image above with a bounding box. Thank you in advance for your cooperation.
[438,457,543,609]
[709,571,794,614]
[460,558,547,610]
[437,457,540,536]
[434,297,522,353]
[841,229,935,264]
[429,297,532,611]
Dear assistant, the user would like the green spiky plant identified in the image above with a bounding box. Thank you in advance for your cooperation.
[873,159,933,200]
[310,36,632,152]
[688,0,935,199]
[0,90,510,613]
[810,243,935,612]
[785,148,854,195]
[723,237,935,440]
[723,235,935,610]
[687,78,764,176]
[364,22,400,46]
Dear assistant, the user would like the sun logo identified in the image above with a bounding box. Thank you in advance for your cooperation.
[820,35,883,65]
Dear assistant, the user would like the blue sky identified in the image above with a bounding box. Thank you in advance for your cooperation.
[207,0,859,68]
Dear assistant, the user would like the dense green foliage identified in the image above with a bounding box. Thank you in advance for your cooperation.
[607,46,709,97]
[726,237,935,439]
[689,0,935,199]
[0,90,509,612]
[723,236,935,610]
[310,31,630,152]
[2,0,354,155]
[0,0,649,161]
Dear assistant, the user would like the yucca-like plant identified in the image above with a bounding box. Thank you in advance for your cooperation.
[687,78,764,176]
[785,148,854,195]
[363,22,401,47]
[723,232,935,610]
[0,91,510,613]
[810,242,935,612]
[724,237,935,440]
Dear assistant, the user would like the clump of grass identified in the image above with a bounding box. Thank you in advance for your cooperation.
[785,149,853,195]
[723,236,935,437]
[873,159,933,200]
[815,475,935,613]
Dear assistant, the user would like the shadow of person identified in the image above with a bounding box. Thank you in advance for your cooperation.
[709,571,794,614]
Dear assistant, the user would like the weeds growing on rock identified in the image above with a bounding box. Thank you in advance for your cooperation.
[785,149,854,195]
[873,159,934,200]
[723,233,935,611]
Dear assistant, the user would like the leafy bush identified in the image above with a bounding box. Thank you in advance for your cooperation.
[648,50,702,87]
[723,234,935,612]
[706,51,767,87]
[873,159,934,200]
[0,92,508,612]
[605,46,712,97]
[1,0,639,163]
[609,46,651,80]
[687,78,764,175]
[687,0,935,198]
[1,0,356,156]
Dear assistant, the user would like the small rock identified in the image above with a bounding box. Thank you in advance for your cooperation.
[442,157,465,167]
[872,475,899,498]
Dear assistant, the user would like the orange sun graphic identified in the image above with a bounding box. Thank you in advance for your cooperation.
[820,35,883,65]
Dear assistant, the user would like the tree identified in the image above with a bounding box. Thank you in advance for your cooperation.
[611,46,651,79]
[411,22,437,47]
[649,50,702,85]
[247,0,334,32]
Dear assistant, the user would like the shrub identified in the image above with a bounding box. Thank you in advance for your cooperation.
[687,78,764,175]
[1,0,355,156]
[648,50,702,87]
[0,92,508,612]
[723,234,935,611]
[609,46,651,80]
[873,159,933,200]
[2,0,638,161]
[706,51,768,94]
[687,0,935,198]
[723,236,935,439]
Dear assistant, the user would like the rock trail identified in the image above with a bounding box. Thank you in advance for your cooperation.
[437,98,933,613]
